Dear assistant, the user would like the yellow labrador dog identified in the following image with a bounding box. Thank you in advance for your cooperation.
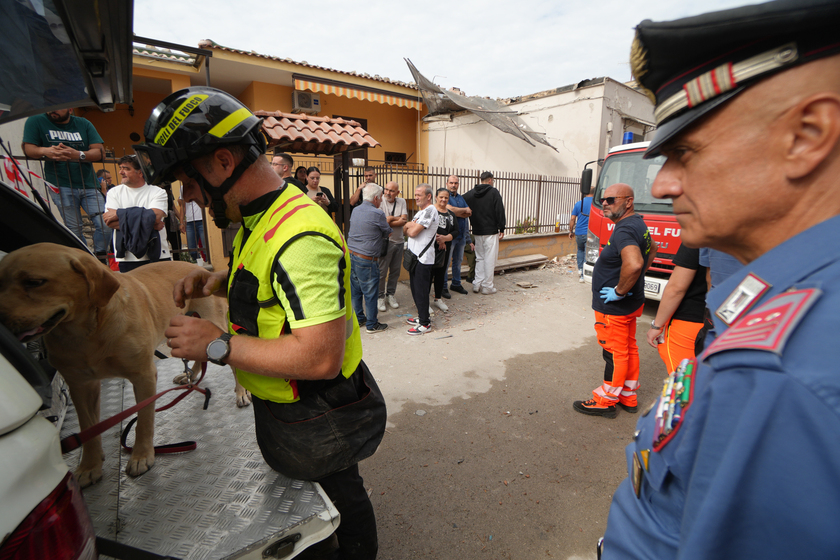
[0,243,249,488]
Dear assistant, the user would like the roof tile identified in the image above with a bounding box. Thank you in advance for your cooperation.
[256,110,380,156]
[199,39,416,90]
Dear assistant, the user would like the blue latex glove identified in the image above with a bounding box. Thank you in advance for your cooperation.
[600,286,631,303]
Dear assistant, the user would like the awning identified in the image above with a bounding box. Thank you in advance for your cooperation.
[256,110,380,156]
[293,75,421,110]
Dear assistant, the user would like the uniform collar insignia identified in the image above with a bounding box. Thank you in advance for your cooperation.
[706,288,822,357]
[715,273,771,326]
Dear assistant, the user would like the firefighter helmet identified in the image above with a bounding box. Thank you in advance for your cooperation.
[133,87,267,228]
[133,86,266,186]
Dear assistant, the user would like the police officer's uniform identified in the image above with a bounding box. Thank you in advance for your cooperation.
[601,1,840,557]
[605,215,840,558]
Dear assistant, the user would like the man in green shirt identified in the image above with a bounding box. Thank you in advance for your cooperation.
[23,108,110,254]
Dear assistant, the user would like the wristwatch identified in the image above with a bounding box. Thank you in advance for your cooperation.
[78,151,86,161]
[206,333,233,365]
[650,320,664,330]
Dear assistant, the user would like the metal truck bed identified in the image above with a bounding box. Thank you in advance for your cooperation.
[60,358,339,560]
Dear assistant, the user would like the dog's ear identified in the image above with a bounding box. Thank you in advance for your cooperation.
[69,253,120,308]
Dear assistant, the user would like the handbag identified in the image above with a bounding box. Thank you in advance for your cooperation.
[379,232,390,258]
[380,199,398,258]
[403,236,435,274]
[431,210,454,269]
[432,245,446,269]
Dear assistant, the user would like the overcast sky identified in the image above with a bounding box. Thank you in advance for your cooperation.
[135,0,753,100]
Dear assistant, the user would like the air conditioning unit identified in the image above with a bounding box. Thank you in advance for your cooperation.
[292,91,321,114]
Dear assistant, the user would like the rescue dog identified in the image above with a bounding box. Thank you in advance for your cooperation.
[0,243,250,488]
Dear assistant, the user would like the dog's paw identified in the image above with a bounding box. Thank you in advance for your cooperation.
[75,466,103,489]
[172,373,191,385]
[125,453,155,477]
[235,388,252,408]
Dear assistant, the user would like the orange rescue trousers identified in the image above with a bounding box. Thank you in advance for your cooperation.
[592,307,643,407]
[657,318,704,373]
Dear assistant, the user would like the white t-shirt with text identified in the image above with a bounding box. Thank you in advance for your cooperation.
[106,183,171,262]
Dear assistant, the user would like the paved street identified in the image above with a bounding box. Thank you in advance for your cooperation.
[360,260,664,559]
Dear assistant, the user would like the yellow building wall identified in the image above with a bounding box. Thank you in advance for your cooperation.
[240,81,420,166]
[320,95,419,164]
[82,69,424,273]
[79,90,167,158]
[416,116,430,172]
[239,82,294,112]
[78,70,229,270]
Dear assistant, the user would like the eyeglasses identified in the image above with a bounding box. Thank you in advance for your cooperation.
[600,196,630,205]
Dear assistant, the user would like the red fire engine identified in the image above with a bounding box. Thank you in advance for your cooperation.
[581,141,680,300]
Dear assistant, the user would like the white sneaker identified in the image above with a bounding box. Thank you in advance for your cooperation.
[387,295,399,309]
[579,272,585,283]
[407,323,432,336]
[434,299,449,312]
[472,284,481,293]
[378,298,386,312]
[481,287,497,295]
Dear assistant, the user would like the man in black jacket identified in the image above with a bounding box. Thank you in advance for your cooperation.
[463,171,506,295]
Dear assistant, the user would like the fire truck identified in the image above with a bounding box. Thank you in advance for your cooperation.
[580,141,680,300]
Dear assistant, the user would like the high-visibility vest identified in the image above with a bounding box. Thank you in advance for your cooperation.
[227,187,362,403]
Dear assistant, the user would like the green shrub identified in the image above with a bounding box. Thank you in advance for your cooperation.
[514,216,538,234]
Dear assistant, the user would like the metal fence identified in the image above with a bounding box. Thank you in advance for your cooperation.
[6,143,584,241]
[362,165,582,235]
[3,152,206,260]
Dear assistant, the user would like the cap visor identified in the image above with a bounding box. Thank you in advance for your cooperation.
[644,87,745,159]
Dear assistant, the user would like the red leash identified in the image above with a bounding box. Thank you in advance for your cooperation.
[61,311,214,456]
[120,359,211,454]
[59,360,211,455]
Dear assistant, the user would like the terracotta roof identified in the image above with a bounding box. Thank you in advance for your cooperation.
[198,39,417,91]
[256,111,380,156]
[132,44,197,65]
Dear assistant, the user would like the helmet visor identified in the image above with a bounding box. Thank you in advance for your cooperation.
[132,142,183,186]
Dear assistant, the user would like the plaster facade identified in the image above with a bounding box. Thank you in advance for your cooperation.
[425,78,654,182]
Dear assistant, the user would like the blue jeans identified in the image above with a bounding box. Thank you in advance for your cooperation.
[185,220,206,260]
[445,234,467,288]
[575,234,587,271]
[49,187,111,253]
[350,254,381,328]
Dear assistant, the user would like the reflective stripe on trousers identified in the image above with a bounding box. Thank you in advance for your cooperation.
[592,306,643,407]
[657,318,704,374]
